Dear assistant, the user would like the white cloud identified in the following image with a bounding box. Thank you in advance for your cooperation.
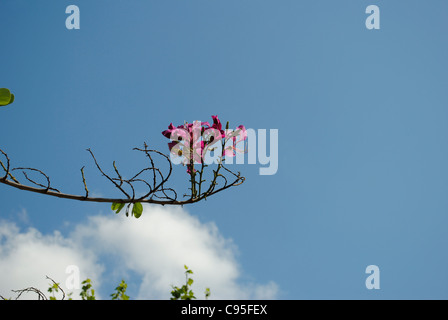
[0,205,278,300]
[0,221,103,300]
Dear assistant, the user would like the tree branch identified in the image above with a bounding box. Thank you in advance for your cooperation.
[0,143,245,206]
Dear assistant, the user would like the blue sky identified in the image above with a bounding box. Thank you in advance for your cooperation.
[1,0,448,299]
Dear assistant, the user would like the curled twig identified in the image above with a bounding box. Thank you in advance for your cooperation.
[3,276,66,300]
[11,287,48,300]
[12,167,60,193]
[0,148,19,183]
[46,276,66,300]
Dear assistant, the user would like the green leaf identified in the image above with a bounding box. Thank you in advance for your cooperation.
[132,202,143,218]
[204,288,211,299]
[0,88,12,106]
[111,202,125,214]
[187,278,194,286]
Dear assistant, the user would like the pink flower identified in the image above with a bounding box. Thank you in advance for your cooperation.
[161,116,246,172]
[211,115,226,138]
[161,123,176,139]
[223,125,247,157]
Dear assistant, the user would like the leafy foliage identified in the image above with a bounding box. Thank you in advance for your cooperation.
[170,265,210,300]
[0,88,14,106]
[110,280,130,300]
[80,279,96,300]
[111,201,143,218]
[1,266,209,300]
[47,282,59,300]
[132,202,143,218]
[111,202,125,214]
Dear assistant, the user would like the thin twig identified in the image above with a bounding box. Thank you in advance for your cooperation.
[86,148,131,199]
[46,276,66,300]
[80,166,88,198]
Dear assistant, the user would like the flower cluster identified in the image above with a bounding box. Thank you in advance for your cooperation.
[162,115,247,174]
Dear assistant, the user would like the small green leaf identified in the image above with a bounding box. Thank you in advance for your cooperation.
[125,204,130,217]
[0,88,12,106]
[187,278,194,286]
[132,202,143,218]
[204,288,211,299]
[111,202,125,214]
